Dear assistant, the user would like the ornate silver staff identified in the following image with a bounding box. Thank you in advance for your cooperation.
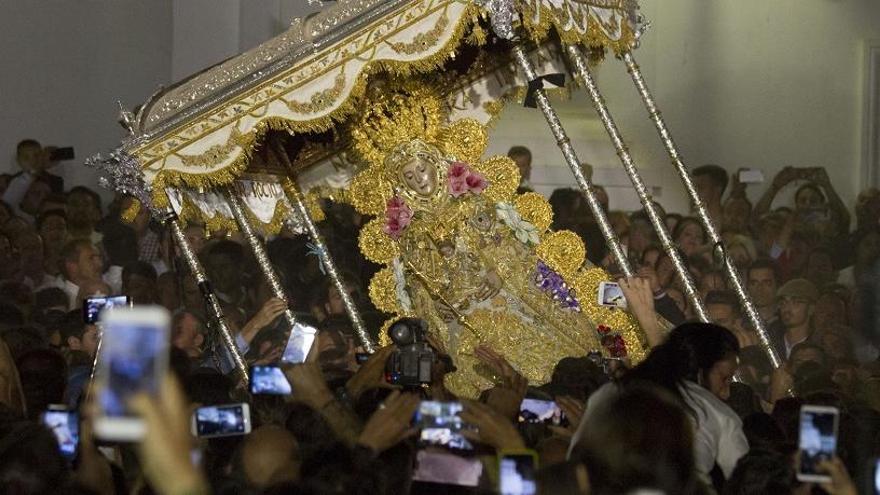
[621,50,783,368]
[225,188,300,336]
[85,150,249,382]
[270,141,376,353]
[509,44,634,278]
[565,45,710,323]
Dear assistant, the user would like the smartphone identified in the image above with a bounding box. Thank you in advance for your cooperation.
[249,365,292,395]
[280,322,317,364]
[49,146,75,162]
[191,403,251,438]
[738,169,764,184]
[83,295,130,324]
[518,398,567,427]
[93,306,170,441]
[597,281,627,309]
[41,405,79,461]
[414,401,473,451]
[797,405,839,483]
[499,451,538,495]
[412,450,483,487]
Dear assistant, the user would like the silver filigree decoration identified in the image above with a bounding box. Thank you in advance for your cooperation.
[84,150,159,217]
[477,0,517,40]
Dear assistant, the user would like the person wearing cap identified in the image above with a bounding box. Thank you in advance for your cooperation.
[770,278,820,359]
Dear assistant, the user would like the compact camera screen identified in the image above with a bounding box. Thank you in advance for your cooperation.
[518,399,567,427]
[84,295,129,324]
[799,407,838,480]
[194,404,249,437]
[414,401,473,451]
[500,454,538,495]
[597,282,626,308]
[250,366,292,395]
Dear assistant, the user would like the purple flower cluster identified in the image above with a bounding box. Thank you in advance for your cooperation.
[534,261,580,311]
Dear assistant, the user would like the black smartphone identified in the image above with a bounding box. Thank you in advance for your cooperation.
[249,365,292,395]
[83,295,130,324]
[414,401,473,451]
[49,147,75,161]
[41,405,79,461]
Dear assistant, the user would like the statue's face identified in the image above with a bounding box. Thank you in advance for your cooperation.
[400,157,437,197]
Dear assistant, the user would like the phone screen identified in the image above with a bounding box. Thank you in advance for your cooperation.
[98,321,167,420]
[598,282,626,308]
[41,409,79,460]
[873,458,880,495]
[799,407,838,479]
[414,401,473,451]
[280,322,317,364]
[518,399,567,427]
[412,450,483,487]
[84,295,130,324]
[194,404,249,438]
[250,366,292,395]
[499,453,538,495]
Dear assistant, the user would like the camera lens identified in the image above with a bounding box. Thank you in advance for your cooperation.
[388,320,415,345]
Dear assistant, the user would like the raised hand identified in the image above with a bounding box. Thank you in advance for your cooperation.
[129,375,207,495]
[618,277,663,346]
[547,395,585,438]
[474,345,528,419]
[357,390,419,454]
[345,344,398,401]
[460,400,525,451]
[815,457,858,495]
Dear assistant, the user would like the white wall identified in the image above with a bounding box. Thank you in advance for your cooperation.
[487,0,880,214]
[0,0,173,195]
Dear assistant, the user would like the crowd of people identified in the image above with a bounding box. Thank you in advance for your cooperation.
[0,139,877,494]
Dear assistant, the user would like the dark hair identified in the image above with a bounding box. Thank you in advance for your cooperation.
[704,290,740,317]
[795,183,826,204]
[572,385,701,495]
[621,322,740,406]
[67,186,102,216]
[0,421,69,493]
[789,342,828,368]
[59,310,86,343]
[15,139,41,154]
[673,217,706,244]
[34,287,68,312]
[747,258,779,284]
[722,448,798,495]
[102,221,138,267]
[693,164,729,195]
[35,209,65,232]
[507,145,532,161]
[16,348,68,418]
[204,239,244,265]
[0,301,24,330]
[123,260,158,284]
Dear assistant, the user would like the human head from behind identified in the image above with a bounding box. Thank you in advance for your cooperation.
[16,348,67,419]
[722,196,752,234]
[726,235,756,272]
[0,421,69,493]
[59,239,102,286]
[571,385,700,495]
[507,145,532,184]
[623,322,740,401]
[238,425,300,488]
[692,164,729,206]
[20,177,52,216]
[699,270,727,299]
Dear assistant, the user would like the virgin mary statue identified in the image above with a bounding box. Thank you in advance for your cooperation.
[341,83,651,396]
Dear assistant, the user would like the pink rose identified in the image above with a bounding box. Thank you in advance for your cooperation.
[448,162,469,180]
[383,217,404,239]
[383,195,413,239]
[465,172,487,194]
[386,196,407,215]
[448,176,469,197]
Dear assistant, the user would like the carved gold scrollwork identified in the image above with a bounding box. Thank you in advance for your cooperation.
[284,70,347,115]
[387,12,449,55]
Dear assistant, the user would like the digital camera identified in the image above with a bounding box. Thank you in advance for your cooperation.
[385,317,434,388]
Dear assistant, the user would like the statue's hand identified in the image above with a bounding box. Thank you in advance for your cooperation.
[475,270,502,301]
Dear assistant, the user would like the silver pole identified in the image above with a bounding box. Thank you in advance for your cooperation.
[566,45,709,323]
[270,142,376,353]
[621,51,783,368]
[510,44,634,278]
[167,215,249,381]
[225,190,300,339]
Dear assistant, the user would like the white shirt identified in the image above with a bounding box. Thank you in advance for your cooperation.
[569,380,748,482]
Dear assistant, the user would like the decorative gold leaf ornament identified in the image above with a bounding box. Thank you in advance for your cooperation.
[359,217,400,264]
[368,267,402,314]
[536,230,586,277]
[514,192,553,233]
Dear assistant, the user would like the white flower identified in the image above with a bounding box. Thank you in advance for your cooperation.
[392,257,413,312]
[495,202,540,245]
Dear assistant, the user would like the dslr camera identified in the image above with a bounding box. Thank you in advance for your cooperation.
[385,318,434,388]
